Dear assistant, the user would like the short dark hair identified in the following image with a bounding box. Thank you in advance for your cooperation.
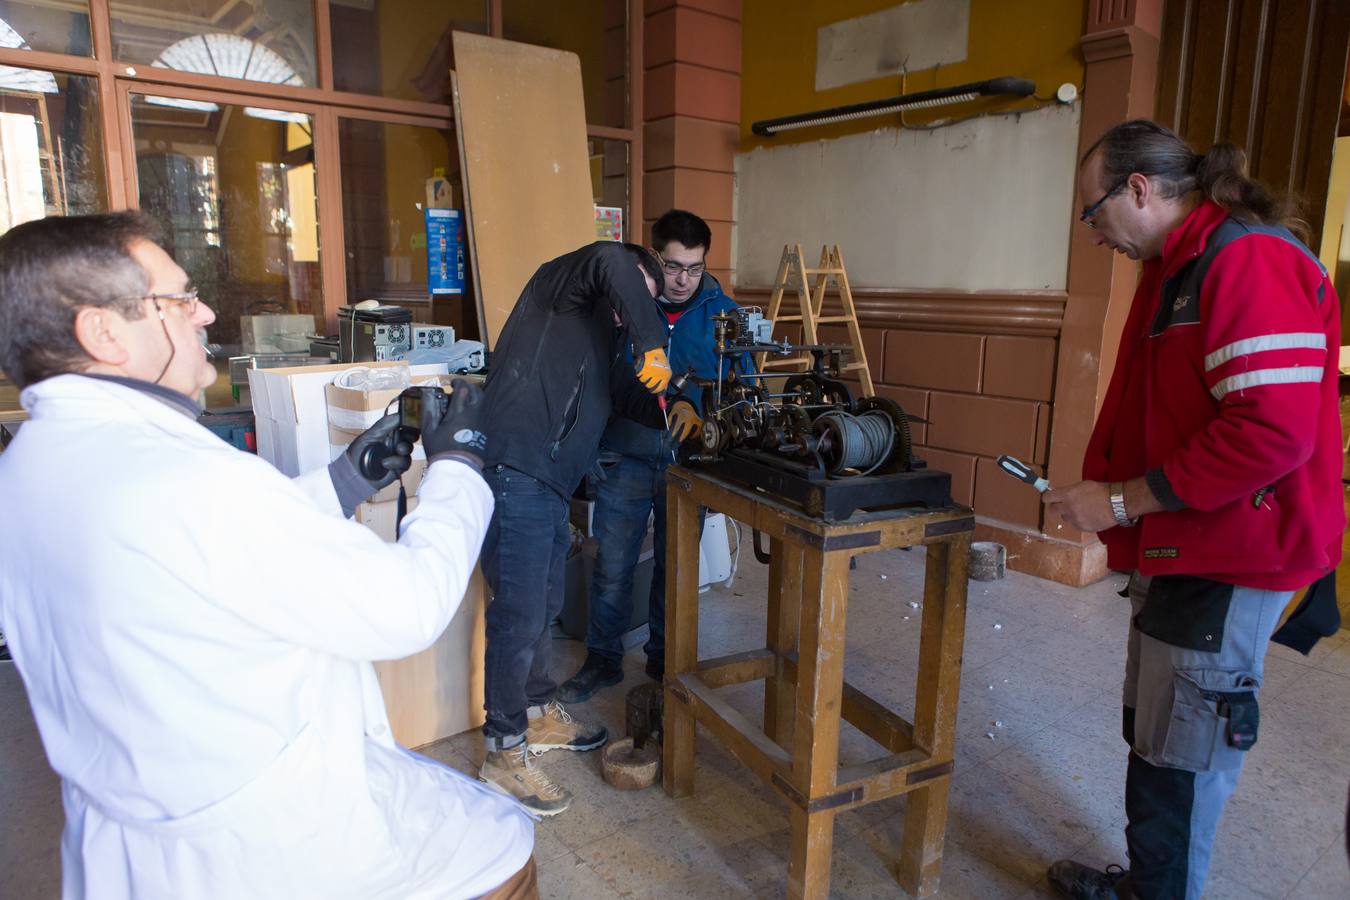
[622,242,665,298]
[0,212,161,388]
[652,209,712,255]
[1083,119,1308,242]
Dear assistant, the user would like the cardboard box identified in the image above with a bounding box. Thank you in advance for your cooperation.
[352,459,427,504]
[325,372,457,438]
[356,494,488,744]
[373,570,487,746]
[241,314,315,354]
[569,497,596,537]
[248,361,448,477]
[354,496,420,542]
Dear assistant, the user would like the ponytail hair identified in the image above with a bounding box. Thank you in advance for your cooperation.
[1083,120,1309,243]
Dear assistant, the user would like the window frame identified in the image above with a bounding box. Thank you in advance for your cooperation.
[0,0,643,330]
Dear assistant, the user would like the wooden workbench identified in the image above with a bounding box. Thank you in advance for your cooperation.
[661,466,972,899]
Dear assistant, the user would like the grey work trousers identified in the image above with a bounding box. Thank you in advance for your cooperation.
[1120,571,1291,900]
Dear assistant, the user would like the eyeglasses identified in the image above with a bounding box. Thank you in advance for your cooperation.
[115,288,202,317]
[1079,175,1131,229]
[657,252,705,279]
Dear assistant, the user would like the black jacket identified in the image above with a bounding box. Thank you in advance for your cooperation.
[481,241,668,498]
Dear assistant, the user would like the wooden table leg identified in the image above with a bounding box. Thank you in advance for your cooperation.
[662,475,703,799]
[764,537,802,746]
[896,534,970,897]
[786,546,851,900]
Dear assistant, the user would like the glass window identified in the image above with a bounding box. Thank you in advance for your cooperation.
[129,93,320,345]
[589,137,627,237]
[110,0,316,88]
[0,68,106,235]
[331,0,487,103]
[338,117,471,331]
[0,1,92,57]
[503,0,627,128]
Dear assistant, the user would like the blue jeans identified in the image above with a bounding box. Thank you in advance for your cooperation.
[585,452,703,666]
[479,466,570,746]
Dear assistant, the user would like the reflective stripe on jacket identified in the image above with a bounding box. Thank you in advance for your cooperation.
[1084,201,1344,589]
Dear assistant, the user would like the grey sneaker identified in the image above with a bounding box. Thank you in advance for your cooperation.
[1047,860,1128,899]
[479,744,572,817]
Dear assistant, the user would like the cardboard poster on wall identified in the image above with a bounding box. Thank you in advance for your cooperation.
[451,32,597,349]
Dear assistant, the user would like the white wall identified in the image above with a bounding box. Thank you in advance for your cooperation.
[732,103,1082,292]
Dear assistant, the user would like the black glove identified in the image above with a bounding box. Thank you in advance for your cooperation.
[421,378,487,470]
[329,412,413,517]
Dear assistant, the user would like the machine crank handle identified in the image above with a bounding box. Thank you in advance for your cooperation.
[752,529,771,565]
[997,454,1050,492]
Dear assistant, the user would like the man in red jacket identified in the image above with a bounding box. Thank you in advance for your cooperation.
[1043,120,1343,900]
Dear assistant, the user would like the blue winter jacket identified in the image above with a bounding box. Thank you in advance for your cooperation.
[601,274,753,462]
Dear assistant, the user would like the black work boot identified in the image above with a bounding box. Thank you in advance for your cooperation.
[645,654,664,682]
[557,654,623,703]
[1047,860,1128,899]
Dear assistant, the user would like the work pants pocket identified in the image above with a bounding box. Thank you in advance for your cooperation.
[1160,667,1260,772]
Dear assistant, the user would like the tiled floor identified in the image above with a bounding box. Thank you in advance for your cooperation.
[3,547,1349,898]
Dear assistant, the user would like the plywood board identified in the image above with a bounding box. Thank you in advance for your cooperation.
[452,32,597,349]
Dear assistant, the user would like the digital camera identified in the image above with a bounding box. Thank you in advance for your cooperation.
[356,386,449,481]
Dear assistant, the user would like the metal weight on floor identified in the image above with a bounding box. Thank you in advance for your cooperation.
[969,541,1006,581]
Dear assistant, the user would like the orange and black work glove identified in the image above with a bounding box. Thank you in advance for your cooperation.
[668,400,702,442]
[635,347,672,394]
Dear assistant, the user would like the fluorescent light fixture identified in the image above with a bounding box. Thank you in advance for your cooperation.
[145,95,218,113]
[751,76,1036,137]
[242,107,310,124]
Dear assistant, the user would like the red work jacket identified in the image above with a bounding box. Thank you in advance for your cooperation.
[1083,200,1344,590]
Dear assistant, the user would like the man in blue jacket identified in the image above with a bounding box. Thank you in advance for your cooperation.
[559,210,750,703]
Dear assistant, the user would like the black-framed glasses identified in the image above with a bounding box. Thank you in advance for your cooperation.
[1079,175,1131,228]
[657,252,705,279]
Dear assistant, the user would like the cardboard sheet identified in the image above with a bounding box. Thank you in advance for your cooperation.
[451,32,598,348]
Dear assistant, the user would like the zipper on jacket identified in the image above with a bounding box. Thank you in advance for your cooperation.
[549,363,586,460]
[1252,485,1275,510]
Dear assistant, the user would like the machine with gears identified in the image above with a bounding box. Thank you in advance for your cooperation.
[679,307,950,520]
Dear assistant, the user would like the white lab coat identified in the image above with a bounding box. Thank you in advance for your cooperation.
[0,375,533,899]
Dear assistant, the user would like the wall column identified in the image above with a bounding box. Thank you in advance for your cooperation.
[1026,0,1165,584]
[642,0,741,282]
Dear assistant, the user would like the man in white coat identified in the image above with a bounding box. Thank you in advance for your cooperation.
[0,212,537,899]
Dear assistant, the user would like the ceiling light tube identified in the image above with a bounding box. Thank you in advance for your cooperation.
[750,76,1036,137]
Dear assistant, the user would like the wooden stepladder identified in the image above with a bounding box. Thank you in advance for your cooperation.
[758,244,874,396]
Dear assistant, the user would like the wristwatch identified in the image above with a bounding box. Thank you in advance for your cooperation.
[1109,482,1138,528]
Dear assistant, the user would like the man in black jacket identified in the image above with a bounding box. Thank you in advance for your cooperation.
[476,240,670,816]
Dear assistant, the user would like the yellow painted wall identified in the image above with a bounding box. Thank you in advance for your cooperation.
[286,122,318,264]
[385,122,454,287]
[503,0,613,126]
[377,0,487,101]
[216,109,287,285]
[740,0,1085,151]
